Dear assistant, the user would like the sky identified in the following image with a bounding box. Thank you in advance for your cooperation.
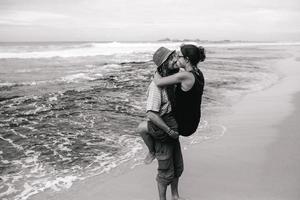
[0,0,299,42]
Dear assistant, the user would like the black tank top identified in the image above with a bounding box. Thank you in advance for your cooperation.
[174,70,204,136]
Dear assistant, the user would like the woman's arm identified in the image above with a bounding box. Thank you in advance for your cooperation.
[153,71,188,87]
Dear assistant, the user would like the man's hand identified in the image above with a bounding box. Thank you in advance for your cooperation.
[167,129,179,139]
[153,71,162,85]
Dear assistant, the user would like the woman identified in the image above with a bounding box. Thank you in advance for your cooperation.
[154,44,205,136]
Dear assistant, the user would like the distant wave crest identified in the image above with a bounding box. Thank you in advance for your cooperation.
[0,41,299,59]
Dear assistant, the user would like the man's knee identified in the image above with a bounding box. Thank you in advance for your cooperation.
[137,121,148,136]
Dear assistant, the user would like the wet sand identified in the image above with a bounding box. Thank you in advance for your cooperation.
[30,53,300,200]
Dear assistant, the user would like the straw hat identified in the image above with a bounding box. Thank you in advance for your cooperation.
[153,47,175,67]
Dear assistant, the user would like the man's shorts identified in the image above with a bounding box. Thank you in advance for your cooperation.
[155,139,183,185]
[147,113,184,185]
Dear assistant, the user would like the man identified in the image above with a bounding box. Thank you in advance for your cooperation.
[137,47,183,200]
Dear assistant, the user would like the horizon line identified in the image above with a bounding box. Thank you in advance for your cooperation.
[0,39,299,43]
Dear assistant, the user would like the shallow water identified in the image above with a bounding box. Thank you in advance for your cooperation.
[0,41,293,200]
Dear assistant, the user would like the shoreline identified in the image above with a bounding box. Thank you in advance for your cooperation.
[30,53,300,200]
[179,55,300,200]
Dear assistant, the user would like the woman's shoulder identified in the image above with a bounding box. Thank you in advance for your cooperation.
[191,70,205,86]
[177,71,196,91]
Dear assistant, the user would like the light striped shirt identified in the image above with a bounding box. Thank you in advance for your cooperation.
[146,81,172,116]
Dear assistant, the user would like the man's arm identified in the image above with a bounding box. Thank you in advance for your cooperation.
[146,111,170,133]
[146,82,178,139]
[146,111,179,139]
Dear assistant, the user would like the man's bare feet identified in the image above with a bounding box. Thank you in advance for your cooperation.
[172,196,189,200]
[144,152,155,164]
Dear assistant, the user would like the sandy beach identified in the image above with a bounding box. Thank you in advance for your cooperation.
[29,52,300,200]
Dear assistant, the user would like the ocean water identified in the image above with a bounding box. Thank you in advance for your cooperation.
[0,41,296,200]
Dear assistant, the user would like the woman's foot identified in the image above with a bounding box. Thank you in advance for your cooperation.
[144,152,155,164]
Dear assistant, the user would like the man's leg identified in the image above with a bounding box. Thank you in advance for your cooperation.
[157,181,168,200]
[171,178,179,200]
[137,121,155,164]
[156,141,175,200]
[171,140,184,200]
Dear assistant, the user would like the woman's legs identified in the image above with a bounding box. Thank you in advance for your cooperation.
[137,121,155,153]
[137,121,155,164]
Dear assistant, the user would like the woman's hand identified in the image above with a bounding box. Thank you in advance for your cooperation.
[153,71,162,85]
[167,129,179,139]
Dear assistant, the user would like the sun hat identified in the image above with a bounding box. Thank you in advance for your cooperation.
[153,47,175,67]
